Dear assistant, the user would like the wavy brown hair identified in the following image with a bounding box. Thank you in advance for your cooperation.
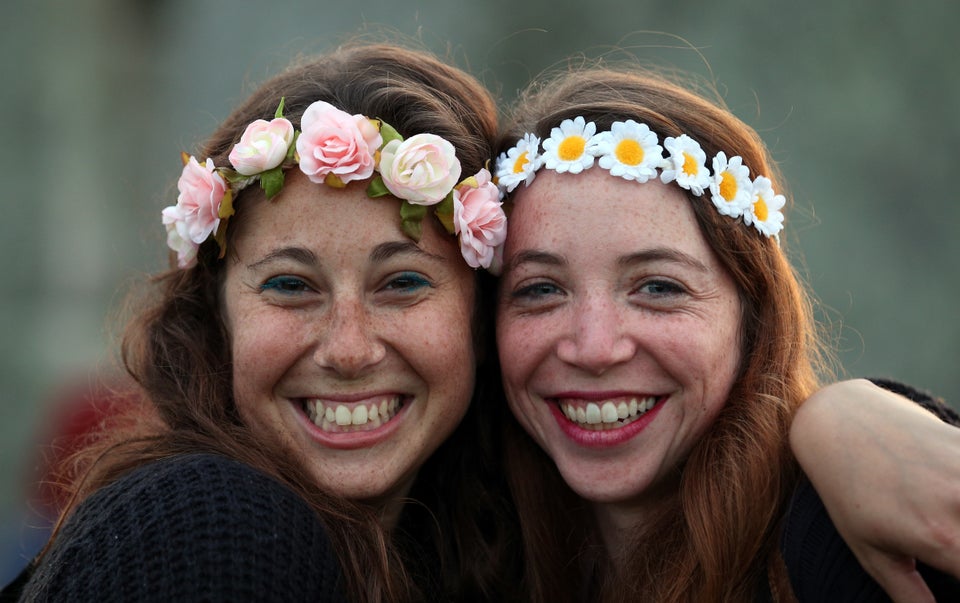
[496,63,832,602]
[50,42,519,603]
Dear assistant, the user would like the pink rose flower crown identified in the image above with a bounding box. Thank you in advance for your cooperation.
[162,99,507,273]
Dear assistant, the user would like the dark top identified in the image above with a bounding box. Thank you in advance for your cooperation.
[776,378,960,602]
[4,379,958,602]
[5,453,347,602]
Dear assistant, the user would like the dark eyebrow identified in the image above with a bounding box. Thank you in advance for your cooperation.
[370,240,445,264]
[618,248,710,272]
[246,246,318,270]
[504,249,565,274]
[505,248,708,274]
[246,240,445,271]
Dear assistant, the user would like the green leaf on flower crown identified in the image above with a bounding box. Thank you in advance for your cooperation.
[218,189,235,219]
[260,167,285,200]
[378,121,403,146]
[221,168,260,194]
[287,131,300,162]
[458,174,479,189]
[400,201,427,242]
[324,173,346,188]
[221,168,239,183]
[274,97,286,119]
[434,192,456,235]
[366,175,391,198]
[214,217,230,258]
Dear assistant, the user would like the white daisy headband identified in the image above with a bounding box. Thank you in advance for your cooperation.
[495,116,784,241]
[162,99,507,273]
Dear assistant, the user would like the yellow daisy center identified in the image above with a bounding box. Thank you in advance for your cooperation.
[614,139,643,166]
[719,171,738,201]
[754,197,769,222]
[681,151,699,177]
[512,151,529,174]
[558,136,586,161]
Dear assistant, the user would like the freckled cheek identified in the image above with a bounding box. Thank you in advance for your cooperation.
[496,316,549,394]
[229,315,306,393]
[401,304,476,399]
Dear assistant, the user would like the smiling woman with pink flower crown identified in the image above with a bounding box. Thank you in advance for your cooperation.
[492,62,960,603]
[6,39,960,603]
[4,43,515,603]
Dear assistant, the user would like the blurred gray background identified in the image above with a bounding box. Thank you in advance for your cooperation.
[2,0,958,582]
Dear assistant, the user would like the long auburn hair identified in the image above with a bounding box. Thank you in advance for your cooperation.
[496,63,833,602]
[50,42,519,603]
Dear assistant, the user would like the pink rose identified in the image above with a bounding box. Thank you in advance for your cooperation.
[453,169,507,270]
[296,101,381,185]
[162,205,200,268]
[228,117,294,175]
[379,133,461,205]
[176,156,227,244]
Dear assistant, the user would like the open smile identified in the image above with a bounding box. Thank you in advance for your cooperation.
[555,395,659,431]
[302,395,405,433]
[546,394,667,447]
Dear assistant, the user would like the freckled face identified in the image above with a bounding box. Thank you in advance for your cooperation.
[496,169,742,519]
[223,170,476,503]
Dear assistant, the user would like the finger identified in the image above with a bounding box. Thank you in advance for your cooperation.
[911,525,960,580]
[863,555,935,603]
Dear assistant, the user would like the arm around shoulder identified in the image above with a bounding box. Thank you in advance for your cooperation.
[789,378,960,603]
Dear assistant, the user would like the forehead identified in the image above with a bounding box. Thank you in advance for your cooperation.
[229,170,458,263]
[506,169,708,257]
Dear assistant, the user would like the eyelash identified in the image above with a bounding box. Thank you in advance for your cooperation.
[259,275,310,294]
[383,272,432,293]
[509,278,687,306]
[634,279,686,297]
[512,281,564,300]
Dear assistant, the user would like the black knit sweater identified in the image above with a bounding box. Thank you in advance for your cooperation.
[5,380,959,601]
[7,453,347,602]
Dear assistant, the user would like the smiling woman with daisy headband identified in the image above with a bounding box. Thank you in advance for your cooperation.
[492,63,960,602]
[5,42,518,603]
[5,40,960,603]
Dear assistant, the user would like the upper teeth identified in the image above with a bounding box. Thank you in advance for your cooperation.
[305,396,401,431]
[561,397,656,426]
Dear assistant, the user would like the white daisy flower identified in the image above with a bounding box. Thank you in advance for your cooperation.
[661,134,711,195]
[495,133,541,193]
[709,152,753,218]
[743,176,785,239]
[542,116,597,174]
[594,120,663,182]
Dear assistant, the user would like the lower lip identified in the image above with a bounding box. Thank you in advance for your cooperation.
[294,398,410,450]
[550,398,665,447]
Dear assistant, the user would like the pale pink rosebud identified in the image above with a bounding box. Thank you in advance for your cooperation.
[296,101,381,184]
[379,134,461,205]
[228,118,295,175]
[175,156,227,244]
[453,168,507,270]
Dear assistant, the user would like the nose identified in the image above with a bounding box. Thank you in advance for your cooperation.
[556,295,636,375]
[313,298,386,378]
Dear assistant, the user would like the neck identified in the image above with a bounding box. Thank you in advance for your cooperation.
[366,475,417,532]
[589,482,678,567]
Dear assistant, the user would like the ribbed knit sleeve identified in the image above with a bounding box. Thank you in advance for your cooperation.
[780,379,960,602]
[781,478,890,602]
[18,453,347,602]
